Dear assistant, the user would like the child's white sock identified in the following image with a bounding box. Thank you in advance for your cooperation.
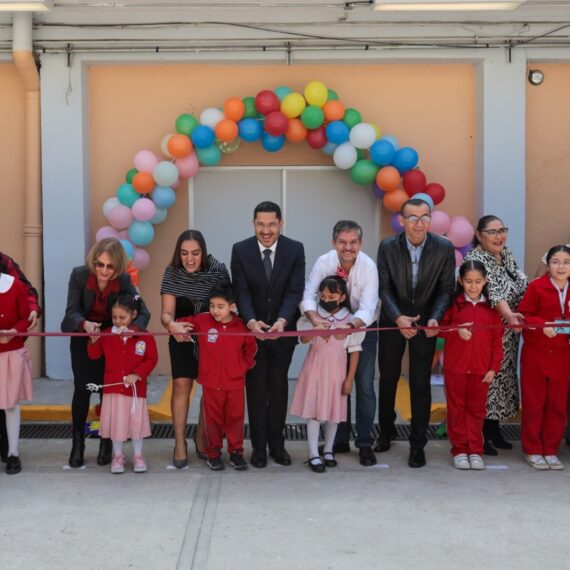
[323,421,338,455]
[132,439,143,457]
[307,419,320,461]
[112,440,123,456]
[5,405,20,457]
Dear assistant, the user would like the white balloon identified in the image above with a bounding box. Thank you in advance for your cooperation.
[333,142,358,170]
[349,123,376,150]
[103,197,120,219]
[160,134,174,158]
[153,161,179,188]
[200,108,225,129]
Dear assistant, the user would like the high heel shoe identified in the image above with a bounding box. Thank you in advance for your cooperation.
[193,432,207,461]
[69,430,85,468]
[173,440,188,469]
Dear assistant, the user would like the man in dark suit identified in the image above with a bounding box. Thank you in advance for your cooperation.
[376,198,455,468]
[231,201,305,468]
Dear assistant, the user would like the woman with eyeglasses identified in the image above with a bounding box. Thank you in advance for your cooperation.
[61,238,150,468]
[464,215,528,455]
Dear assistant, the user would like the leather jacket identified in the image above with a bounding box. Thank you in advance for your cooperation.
[377,232,456,325]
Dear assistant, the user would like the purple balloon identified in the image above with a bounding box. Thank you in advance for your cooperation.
[95,226,119,241]
[391,212,404,233]
[372,182,385,199]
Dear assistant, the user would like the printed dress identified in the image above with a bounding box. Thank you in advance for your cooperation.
[290,307,365,422]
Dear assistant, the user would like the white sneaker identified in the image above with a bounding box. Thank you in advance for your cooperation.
[544,455,564,470]
[525,454,549,470]
[468,454,485,470]
[453,453,470,470]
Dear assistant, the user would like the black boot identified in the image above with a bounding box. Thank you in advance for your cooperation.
[69,430,85,468]
[483,419,498,456]
[97,437,113,466]
[487,419,513,450]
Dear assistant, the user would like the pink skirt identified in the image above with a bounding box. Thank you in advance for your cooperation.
[100,393,151,441]
[0,347,33,409]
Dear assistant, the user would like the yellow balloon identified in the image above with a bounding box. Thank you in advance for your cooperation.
[304,80,328,108]
[281,93,306,119]
[370,122,382,140]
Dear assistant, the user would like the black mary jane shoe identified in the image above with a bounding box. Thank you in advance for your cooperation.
[322,452,337,468]
[6,455,22,475]
[173,441,189,469]
[306,457,326,473]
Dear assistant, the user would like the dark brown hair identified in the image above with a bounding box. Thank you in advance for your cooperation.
[472,215,503,247]
[169,230,209,271]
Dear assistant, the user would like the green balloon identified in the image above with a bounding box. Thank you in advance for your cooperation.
[300,105,324,129]
[343,108,362,129]
[356,148,365,160]
[243,97,257,118]
[125,168,138,184]
[117,183,140,207]
[350,159,378,186]
[436,337,445,351]
[175,114,198,136]
[327,89,339,101]
[196,144,222,166]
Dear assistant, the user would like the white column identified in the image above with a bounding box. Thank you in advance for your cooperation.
[475,49,527,267]
[41,54,89,379]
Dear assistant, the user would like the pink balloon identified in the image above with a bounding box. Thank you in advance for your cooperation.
[134,150,159,173]
[447,216,475,248]
[430,210,451,236]
[131,197,157,222]
[108,204,133,231]
[95,226,119,241]
[175,152,200,179]
[133,247,151,271]
[455,249,464,267]
[171,179,181,190]
[117,230,129,240]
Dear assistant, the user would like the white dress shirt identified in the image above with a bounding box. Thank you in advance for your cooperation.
[257,240,277,268]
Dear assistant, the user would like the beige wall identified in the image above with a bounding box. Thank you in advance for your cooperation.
[0,63,26,263]
[89,63,476,373]
[526,63,570,274]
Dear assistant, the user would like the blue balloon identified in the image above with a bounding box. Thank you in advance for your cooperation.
[261,133,285,153]
[325,121,350,145]
[238,118,262,142]
[196,144,222,166]
[191,125,215,149]
[151,186,176,209]
[128,221,155,247]
[412,192,434,209]
[150,207,168,225]
[322,142,338,156]
[117,183,139,207]
[274,86,292,101]
[381,134,399,151]
[119,239,134,259]
[392,147,419,173]
[370,139,396,166]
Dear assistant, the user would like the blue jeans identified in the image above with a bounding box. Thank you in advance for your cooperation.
[335,329,378,448]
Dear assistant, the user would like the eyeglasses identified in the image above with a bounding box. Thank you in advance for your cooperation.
[94,261,115,271]
[549,260,570,267]
[403,215,431,225]
[255,222,280,231]
[480,228,509,237]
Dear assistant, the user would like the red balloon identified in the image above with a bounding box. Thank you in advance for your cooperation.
[264,111,289,136]
[402,169,427,196]
[425,182,446,205]
[306,126,327,149]
[255,90,280,115]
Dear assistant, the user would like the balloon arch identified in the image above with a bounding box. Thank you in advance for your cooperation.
[96,80,475,282]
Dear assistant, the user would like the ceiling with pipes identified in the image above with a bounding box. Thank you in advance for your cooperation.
[0,0,569,53]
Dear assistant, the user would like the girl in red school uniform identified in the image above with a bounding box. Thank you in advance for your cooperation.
[440,260,503,471]
[518,245,570,470]
[88,294,158,474]
[0,268,34,475]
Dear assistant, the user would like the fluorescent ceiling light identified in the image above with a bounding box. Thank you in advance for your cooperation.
[374,0,525,10]
[0,0,53,11]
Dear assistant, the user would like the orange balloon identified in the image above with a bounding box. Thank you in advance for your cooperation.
[215,119,239,142]
[127,261,139,287]
[132,171,155,195]
[383,189,409,213]
[323,100,345,122]
[376,166,401,192]
[285,118,307,143]
[223,97,245,122]
[167,134,193,159]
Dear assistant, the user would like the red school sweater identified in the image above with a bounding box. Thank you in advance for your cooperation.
[517,274,570,350]
[177,312,257,391]
[0,277,31,353]
[87,328,158,398]
[440,294,503,375]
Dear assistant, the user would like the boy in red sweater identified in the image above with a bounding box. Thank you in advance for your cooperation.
[439,260,503,470]
[178,283,257,471]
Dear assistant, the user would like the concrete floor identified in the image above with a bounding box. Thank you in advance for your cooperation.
[2,439,570,570]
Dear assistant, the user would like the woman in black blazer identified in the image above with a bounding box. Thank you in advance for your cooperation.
[61,238,150,468]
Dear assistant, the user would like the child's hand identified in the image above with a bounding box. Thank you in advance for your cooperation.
[482,371,495,384]
[89,335,99,344]
[168,321,193,343]
[0,329,16,344]
[123,374,140,386]
[457,322,473,341]
[341,376,354,396]
[83,320,101,335]
[543,326,557,338]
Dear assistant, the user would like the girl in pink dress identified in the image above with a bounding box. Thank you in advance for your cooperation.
[0,270,34,475]
[88,294,158,474]
[290,276,364,473]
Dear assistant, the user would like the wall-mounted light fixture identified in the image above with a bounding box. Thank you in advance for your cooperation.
[528,69,545,86]
[373,0,526,10]
[0,0,53,11]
